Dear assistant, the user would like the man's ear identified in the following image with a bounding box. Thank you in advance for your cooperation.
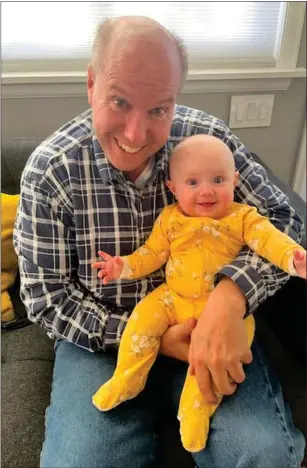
[166,180,176,197]
[87,63,95,107]
[234,171,239,188]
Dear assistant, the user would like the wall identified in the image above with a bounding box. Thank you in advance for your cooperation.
[2,19,306,186]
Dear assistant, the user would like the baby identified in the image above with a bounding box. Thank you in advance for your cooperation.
[91,134,306,453]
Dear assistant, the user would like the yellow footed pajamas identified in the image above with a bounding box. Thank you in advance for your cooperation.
[93,283,255,453]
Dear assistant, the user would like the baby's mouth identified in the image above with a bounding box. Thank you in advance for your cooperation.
[198,202,217,207]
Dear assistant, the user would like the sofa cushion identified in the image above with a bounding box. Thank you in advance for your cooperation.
[1,194,20,323]
[2,359,54,468]
[1,322,55,364]
[1,324,55,468]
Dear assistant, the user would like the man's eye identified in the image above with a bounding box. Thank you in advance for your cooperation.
[150,107,166,118]
[214,176,224,184]
[112,98,129,110]
[187,179,197,186]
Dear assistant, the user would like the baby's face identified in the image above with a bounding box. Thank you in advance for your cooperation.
[167,139,238,219]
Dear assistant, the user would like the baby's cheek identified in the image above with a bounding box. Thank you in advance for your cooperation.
[219,190,233,206]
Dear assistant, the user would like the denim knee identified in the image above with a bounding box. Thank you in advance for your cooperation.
[193,421,305,468]
[240,425,304,468]
[40,340,160,468]
[41,421,157,468]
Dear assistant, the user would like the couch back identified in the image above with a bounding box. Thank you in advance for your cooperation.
[1,139,42,194]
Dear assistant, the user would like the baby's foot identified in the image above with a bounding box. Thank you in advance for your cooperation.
[92,370,148,411]
[92,377,132,411]
[178,399,211,452]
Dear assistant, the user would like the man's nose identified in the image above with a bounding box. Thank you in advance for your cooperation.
[124,111,147,147]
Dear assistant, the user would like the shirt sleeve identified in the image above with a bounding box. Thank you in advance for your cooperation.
[213,123,304,315]
[242,207,305,275]
[120,208,171,279]
[13,162,130,352]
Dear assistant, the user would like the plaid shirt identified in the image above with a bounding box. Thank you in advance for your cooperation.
[13,106,303,352]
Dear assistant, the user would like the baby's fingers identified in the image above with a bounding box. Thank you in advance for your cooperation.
[98,251,113,261]
[98,270,107,279]
[91,261,106,269]
[102,276,110,285]
[294,249,305,261]
[293,249,307,279]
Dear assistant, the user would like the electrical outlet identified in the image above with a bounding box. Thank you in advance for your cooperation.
[229,94,275,129]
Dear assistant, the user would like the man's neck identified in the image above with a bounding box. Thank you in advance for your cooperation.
[126,157,154,187]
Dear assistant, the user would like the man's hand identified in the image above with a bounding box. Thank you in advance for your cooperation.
[189,277,252,405]
[91,251,124,285]
[160,318,197,362]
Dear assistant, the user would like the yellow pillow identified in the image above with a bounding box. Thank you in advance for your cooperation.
[1,193,20,322]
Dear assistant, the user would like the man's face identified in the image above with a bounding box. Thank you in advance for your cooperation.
[87,38,181,182]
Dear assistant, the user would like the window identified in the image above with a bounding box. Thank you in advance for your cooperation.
[1,1,305,96]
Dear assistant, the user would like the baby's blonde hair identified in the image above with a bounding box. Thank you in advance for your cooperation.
[169,134,235,179]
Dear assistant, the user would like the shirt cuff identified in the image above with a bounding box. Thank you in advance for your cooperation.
[214,261,267,316]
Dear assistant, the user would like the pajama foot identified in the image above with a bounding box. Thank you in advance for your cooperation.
[92,374,146,411]
[178,406,210,453]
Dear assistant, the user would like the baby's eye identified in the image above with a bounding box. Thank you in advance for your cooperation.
[187,179,198,186]
[214,176,224,184]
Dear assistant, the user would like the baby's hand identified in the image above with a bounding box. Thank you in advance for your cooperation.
[91,251,124,285]
[293,249,306,279]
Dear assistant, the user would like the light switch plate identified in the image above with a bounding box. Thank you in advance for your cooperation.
[229,94,275,129]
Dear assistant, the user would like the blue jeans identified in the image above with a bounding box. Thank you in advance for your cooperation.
[41,338,305,468]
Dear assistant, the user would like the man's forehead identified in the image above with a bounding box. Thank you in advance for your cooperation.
[102,28,181,79]
[100,53,180,104]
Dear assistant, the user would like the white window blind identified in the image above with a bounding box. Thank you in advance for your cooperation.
[2,1,289,72]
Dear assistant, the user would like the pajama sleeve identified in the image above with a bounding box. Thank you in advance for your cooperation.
[242,207,305,275]
[120,207,172,279]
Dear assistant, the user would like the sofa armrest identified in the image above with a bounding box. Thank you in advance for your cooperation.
[251,152,306,247]
[251,153,306,370]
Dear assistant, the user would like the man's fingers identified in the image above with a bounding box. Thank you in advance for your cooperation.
[227,363,246,384]
[194,362,218,405]
[184,318,197,336]
[241,348,253,365]
[210,367,237,396]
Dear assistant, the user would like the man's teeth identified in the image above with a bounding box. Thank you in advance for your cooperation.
[119,143,142,154]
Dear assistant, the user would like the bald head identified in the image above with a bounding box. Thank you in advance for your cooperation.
[91,16,188,88]
[169,134,236,180]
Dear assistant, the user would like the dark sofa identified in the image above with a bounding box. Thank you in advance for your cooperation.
[1,138,306,468]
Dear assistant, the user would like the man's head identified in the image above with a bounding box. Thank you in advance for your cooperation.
[166,135,239,219]
[87,16,187,182]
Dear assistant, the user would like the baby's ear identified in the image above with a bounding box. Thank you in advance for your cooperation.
[234,171,239,187]
[166,180,176,196]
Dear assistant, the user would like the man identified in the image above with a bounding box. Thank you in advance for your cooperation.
[14,16,305,468]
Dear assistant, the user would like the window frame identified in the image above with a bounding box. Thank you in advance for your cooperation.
[2,2,306,97]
